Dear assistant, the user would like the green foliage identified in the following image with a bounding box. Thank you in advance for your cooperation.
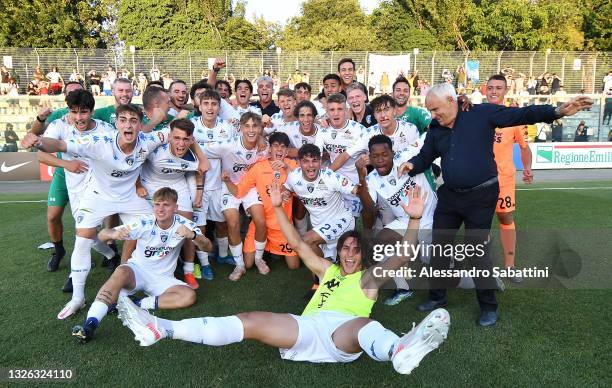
[0,0,108,48]
[582,0,612,51]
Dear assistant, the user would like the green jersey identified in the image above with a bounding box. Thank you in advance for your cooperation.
[93,105,118,125]
[397,106,432,134]
[47,107,69,123]
[142,112,175,131]
[302,265,374,318]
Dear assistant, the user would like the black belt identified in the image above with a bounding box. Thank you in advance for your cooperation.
[449,177,498,193]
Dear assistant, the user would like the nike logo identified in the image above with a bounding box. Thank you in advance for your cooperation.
[1,161,31,173]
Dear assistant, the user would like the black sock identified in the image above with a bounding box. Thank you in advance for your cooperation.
[54,240,65,256]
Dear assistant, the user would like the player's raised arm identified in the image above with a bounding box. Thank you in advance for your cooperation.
[37,151,89,174]
[22,132,67,153]
[270,179,329,278]
[176,225,214,253]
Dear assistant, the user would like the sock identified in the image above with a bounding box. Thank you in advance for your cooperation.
[170,316,244,345]
[183,261,194,274]
[295,217,308,236]
[70,236,93,303]
[92,237,115,260]
[230,243,244,267]
[499,221,516,268]
[140,296,159,310]
[108,242,118,254]
[357,321,400,362]
[217,236,229,257]
[54,240,65,256]
[255,240,267,261]
[196,250,209,266]
[87,300,109,323]
[393,276,410,291]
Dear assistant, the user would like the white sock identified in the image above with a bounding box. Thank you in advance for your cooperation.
[87,300,109,322]
[255,240,267,261]
[140,296,159,310]
[230,243,244,266]
[169,316,244,345]
[358,321,399,362]
[71,236,93,302]
[295,217,308,236]
[196,250,209,266]
[217,236,229,257]
[183,261,194,274]
[92,237,115,259]
[393,276,410,290]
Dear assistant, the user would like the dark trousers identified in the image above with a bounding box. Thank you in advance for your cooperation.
[428,182,499,311]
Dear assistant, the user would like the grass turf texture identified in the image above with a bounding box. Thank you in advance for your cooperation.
[0,181,610,386]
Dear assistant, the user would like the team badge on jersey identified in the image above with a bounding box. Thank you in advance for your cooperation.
[331,131,337,139]
[307,184,315,193]
[160,233,168,243]
[341,178,349,186]
[389,178,396,186]
[246,153,252,160]
[126,156,134,166]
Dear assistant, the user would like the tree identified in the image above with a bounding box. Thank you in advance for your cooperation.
[582,0,612,51]
[279,0,376,50]
[0,0,109,48]
[370,1,440,50]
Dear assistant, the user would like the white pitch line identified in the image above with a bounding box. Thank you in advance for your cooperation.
[0,200,46,204]
[517,186,612,191]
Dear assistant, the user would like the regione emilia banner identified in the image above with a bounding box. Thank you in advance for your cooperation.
[530,142,612,169]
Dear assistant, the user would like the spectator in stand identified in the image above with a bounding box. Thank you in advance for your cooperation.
[7,78,19,96]
[287,69,302,89]
[34,66,45,81]
[69,68,84,84]
[136,72,148,96]
[527,76,537,95]
[550,74,562,94]
[27,78,40,95]
[602,71,612,92]
[88,70,101,95]
[420,80,431,96]
[101,73,112,96]
[471,87,484,104]
[0,65,10,95]
[603,91,612,125]
[46,66,64,95]
[553,85,568,107]
[514,72,526,94]
[455,65,466,89]
[356,66,365,84]
[551,119,563,142]
[120,68,131,79]
[106,65,117,84]
[162,73,173,90]
[301,71,310,85]
[537,72,551,95]
[3,123,19,152]
[574,121,588,142]
[380,71,390,94]
[39,80,49,95]
[151,66,161,82]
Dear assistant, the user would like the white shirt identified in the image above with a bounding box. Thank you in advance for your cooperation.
[313,100,327,119]
[277,121,321,149]
[346,120,419,158]
[140,144,199,195]
[125,214,201,277]
[236,105,262,117]
[47,72,61,83]
[315,120,366,184]
[199,134,267,185]
[365,145,437,228]
[192,116,236,190]
[284,168,354,227]
[45,118,115,195]
[65,129,167,200]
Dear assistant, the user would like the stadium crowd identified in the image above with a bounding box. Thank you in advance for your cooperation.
[17,56,593,374]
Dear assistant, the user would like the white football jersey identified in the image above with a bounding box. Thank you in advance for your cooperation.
[277,121,321,149]
[346,120,420,158]
[191,116,236,190]
[140,144,199,194]
[219,98,240,121]
[314,120,366,184]
[125,214,201,277]
[200,134,267,184]
[45,118,115,195]
[65,129,167,200]
[365,144,437,228]
[284,167,355,227]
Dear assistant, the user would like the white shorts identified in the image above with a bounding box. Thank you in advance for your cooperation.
[221,186,262,213]
[75,191,152,229]
[193,187,224,226]
[144,182,193,213]
[342,193,362,218]
[279,311,362,363]
[67,189,85,219]
[313,215,355,259]
[120,261,187,297]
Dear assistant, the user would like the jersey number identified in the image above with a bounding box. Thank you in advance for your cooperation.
[498,196,513,209]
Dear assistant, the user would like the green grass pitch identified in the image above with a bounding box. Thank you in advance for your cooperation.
[0,181,610,386]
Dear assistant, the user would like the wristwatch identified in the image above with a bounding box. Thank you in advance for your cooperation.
[36,115,46,123]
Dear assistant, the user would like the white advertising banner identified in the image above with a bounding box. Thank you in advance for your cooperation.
[531,142,612,169]
[367,54,410,93]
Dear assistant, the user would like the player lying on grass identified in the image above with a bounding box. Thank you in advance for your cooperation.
[222,132,299,274]
[72,187,213,343]
[118,182,450,375]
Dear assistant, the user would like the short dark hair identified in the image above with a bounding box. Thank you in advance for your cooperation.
[169,80,187,91]
[234,79,253,93]
[323,74,342,84]
[63,81,84,93]
[147,80,165,90]
[326,93,346,105]
[170,118,195,136]
[190,79,211,100]
[200,89,221,103]
[65,89,95,111]
[215,80,232,97]
[269,131,290,147]
[143,87,167,110]
[153,187,178,203]
[294,82,312,92]
[337,58,355,72]
[370,94,396,112]
[116,104,144,120]
[277,88,296,99]
[487,74,507,86]
[368,134,393,152]
[392,76,410,91]
[298,144,321,160]
[294,100,318,118]
[240,111,262,128]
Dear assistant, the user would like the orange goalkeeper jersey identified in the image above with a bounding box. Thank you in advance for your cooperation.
[235,158,298,231]
[493,126,528,178]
